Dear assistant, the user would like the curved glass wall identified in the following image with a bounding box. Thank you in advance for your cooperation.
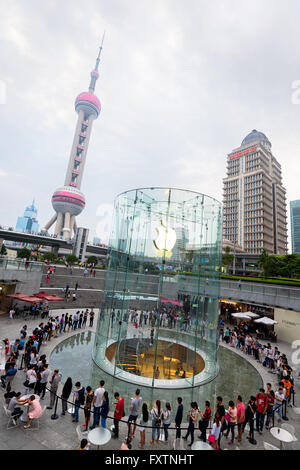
[93,188,222,390]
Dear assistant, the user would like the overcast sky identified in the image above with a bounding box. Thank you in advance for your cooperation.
[0,0,300,247]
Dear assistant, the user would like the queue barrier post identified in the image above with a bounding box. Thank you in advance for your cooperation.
[51,395,59,420]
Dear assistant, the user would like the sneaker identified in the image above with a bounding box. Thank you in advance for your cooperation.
[12,418,17,426]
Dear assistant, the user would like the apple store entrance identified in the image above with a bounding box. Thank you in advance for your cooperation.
[93,187,222,392]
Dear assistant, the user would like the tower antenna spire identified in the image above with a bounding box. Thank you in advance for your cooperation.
[89,32,105,92]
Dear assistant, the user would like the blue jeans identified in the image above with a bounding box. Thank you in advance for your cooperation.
[265,408,274,427]
[274,402,283,419]
[92,406,100,427]
[101,415,107,428]
[151,420,160,441]
[73,402,80,422]
[256,411,265,432]
[163,423,170,441]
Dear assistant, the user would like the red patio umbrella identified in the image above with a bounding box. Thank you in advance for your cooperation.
[6,294,43,303]
[33,292,64,301]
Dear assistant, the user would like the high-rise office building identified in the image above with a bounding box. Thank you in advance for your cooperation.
[223,129,287,255]
[16,200,39,234]
[290,200,300,254]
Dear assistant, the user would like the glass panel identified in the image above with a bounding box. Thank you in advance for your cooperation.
[92,188,222,397]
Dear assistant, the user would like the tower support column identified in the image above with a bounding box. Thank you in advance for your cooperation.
[54,212,64,237]
[62,212,71,240]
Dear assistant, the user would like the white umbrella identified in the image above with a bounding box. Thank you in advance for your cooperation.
[254,316,278,325]
[231,312,252,319]
[245,311,260,318]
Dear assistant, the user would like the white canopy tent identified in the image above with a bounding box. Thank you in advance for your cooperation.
[254,316,278,325]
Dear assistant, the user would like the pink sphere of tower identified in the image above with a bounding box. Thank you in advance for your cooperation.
[52,186,85,216]
[75,92,101,118]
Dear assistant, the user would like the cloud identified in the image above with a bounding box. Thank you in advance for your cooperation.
[0,0,299,250]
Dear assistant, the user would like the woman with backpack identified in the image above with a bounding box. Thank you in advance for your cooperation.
[150,400,163,444]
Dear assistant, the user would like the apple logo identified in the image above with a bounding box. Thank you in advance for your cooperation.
[153,220,177,257]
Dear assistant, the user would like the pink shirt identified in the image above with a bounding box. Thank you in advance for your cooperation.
[237,402,245,423]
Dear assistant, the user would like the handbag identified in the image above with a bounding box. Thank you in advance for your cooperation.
[208,434,215,443]
[225,412,231,422]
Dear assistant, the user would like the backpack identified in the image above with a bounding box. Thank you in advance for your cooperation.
[78,387,85,405]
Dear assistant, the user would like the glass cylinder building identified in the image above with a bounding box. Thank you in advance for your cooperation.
[92,188,222,402]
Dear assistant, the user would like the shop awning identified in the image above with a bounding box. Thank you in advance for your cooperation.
[33,292,64,301]
[254,316,278,325]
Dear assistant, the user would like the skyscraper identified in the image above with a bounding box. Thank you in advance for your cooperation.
[44,36,104,240]
[223,129,287,255]
[16,200,39,234]
[290,200,300,254]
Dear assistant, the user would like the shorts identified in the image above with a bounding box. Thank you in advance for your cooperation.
[128,415,138,423]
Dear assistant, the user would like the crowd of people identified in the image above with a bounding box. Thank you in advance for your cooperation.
[0,306,296,449]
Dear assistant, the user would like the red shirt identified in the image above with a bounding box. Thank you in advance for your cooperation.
[256,393,268,413]
[114,397,124,420]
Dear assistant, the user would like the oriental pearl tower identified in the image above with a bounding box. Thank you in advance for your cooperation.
[44,35,104,240]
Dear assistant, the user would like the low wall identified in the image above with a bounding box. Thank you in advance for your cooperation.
[274,308,300,344]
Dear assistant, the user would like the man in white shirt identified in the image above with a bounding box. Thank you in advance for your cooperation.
[274,387,285,422]
[90,380,105,429]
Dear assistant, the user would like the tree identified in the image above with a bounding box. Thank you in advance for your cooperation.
[86,256,98,266]
[0,244,7,256]
[17,248,31,260]
[66,254,78,265]
[222,246,234,273]
[43,251,58,263]
[258,249,269,277]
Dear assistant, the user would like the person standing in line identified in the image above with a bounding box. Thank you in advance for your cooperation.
[59,314,65,334]
[47,369,61,410]
[175,397,183,441]
[208,413,222,450]
[128,389,142,438]
[38,364,50,399]
[138,403,149,449]
[255,388,268,434]
[183,402,199,447]
[83,311,88,328]
[83,386,94,429]
[100,391,109,428]
[236,395,245,443]
[265,383,275,430]
[90,380,105,429]
[216,396,226,450]
[89,310,95,328]
[63,314,69,333]
[243,396,256,441]
[198,400,212,442]
[72,381,85,423]
[78,312,83,329]
[150,400,163,445]
[72,312,79,330]
[224,400,237,445]
[162,402,172,444]
[61,377,72,416]
[112,392,124,439]
[274,386,285,423]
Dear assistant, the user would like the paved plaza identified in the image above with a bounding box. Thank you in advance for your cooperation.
[0,310,299,451]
